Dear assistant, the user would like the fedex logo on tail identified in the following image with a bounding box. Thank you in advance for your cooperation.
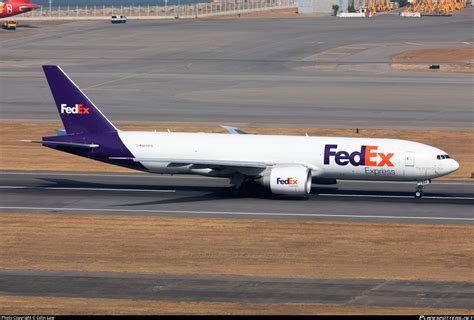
[61,104,90,115]
[324,144,394,167]
[276,177,298,185]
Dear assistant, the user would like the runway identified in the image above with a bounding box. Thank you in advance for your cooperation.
[1,171,473,223]
[1,14,473,129]
[1,270,473,309]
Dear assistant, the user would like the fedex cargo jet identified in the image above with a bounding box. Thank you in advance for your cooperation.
[24,66,460,198]
[0,0,40,19]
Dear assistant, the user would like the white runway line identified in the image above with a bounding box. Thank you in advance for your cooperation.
[319,193,474,200]
[2,185,473,199]
[0,206,473,222]
[0,171,221,180]
[0,186,175,193]
[1,171,472,186]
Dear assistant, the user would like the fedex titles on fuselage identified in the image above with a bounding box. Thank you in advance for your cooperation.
[324,144,396,175]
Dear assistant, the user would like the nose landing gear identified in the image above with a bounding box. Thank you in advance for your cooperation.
[415,189,423,199]
[415,179,431,199]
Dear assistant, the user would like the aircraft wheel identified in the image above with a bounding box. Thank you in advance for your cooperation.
[415,190,423,199]
[231,188,242,198]
[231,182,251,198]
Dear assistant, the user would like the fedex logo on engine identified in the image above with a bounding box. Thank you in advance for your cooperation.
[60,104,90,115]
[276,177,298,185]
[324,144,394,167]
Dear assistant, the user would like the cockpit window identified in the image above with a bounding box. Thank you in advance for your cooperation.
[437,154,451,160]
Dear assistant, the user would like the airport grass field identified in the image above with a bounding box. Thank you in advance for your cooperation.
[1,213,472,281]
[0,296,471,315]
[1,213,473,314]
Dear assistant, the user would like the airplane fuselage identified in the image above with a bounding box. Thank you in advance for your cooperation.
[116,131,458,181]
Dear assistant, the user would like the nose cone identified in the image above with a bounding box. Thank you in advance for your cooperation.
[444,159,460,175]
[451,159,460,173]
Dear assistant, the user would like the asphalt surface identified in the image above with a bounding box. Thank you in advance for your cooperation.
[1,171,473,224]
[1,269,473,308]
[1,13,473,129]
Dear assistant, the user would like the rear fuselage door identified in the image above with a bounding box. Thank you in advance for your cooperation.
[405,151,415,167]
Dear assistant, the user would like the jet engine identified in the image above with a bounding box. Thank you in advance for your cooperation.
[257,165,312,195]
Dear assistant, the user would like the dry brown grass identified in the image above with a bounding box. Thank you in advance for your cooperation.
[392,48,474,63]
[1,213,473,282]
[391,47,474,73]
[0,295,472,315]
[1,122,472,180]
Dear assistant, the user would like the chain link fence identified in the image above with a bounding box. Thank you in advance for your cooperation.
[19,0,297,19]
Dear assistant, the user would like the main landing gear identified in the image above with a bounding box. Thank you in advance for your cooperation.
[230,173,251,197]
[415,179,431,199]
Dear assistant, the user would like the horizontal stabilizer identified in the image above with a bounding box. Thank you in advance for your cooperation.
[21,140,99,149]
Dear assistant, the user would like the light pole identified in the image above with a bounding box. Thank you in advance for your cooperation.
[49,0,52,13]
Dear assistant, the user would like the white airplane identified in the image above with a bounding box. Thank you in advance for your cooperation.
[24,66,460,198]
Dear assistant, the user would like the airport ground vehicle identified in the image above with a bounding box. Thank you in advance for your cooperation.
[23,66,460,198]
[2,20,16,30]
[111,15,127,24]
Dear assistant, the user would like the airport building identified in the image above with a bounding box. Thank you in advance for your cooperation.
[298,0,351,13]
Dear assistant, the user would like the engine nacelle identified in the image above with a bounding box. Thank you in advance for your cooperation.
[258,165,312,195]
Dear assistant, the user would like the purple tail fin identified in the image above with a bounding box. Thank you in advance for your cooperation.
[43,65,117,135]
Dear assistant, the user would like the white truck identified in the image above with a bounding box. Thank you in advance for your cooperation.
[111,15,127,24]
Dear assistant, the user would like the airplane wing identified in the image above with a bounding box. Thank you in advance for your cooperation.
[220,125,248,135]
[109,157,269,169]
[21,140,100,149]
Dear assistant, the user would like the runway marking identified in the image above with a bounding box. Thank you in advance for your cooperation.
[1,172,472,186]
[318,52,351,56]
[463,42,471,45]
[2,185,473,200]
[405,42,423,46]
[0,38,22,45]
[0,186,175,193]
[319,193,474,200]
[83,72,150,90]
[0,206,473,222]
[0,171,221,180]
